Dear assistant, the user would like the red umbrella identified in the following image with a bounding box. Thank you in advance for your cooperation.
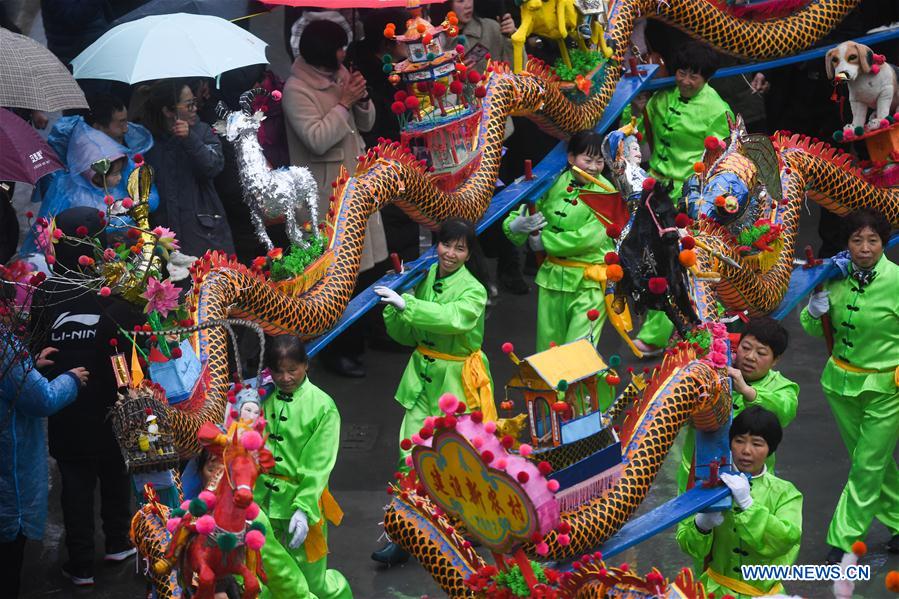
[261,0,441,7]
[0,109,64,184]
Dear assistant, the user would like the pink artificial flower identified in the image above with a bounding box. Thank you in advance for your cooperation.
[711,323,727,338]
[103,248,116,261]
[151,226,180,257]
[712,339,727,353]
[141,277,180,317]
[710,352,727,368]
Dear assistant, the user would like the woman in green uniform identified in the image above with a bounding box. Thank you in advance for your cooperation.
[801,207,899,563]
[677,406,802,598]
[503,130,617,352]
[371,218,497,565]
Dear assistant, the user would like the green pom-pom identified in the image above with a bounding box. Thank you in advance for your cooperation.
[426,52,436,61]
[216,531,238,553]
[382,54,394,64]
[854,126,864,136]
[188,498,208,517]
[382,64,393,74]
[888,115,896,124]
[608,354,621,367]
[833,130,844,142]
[171,508,186,518]
[557,379,568,392]
[455,35,467,46]
[249,521,267,535]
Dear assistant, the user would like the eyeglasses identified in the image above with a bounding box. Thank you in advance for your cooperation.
[177,99,199,110]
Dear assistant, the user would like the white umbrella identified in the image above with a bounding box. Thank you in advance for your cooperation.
[71,13,269,84]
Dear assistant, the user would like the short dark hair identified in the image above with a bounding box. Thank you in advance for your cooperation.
[568,130,604,157]
[740,316,789,358]
[437,217,477,250]
[730,405,783,454]
[842,207,891,246]
[670,42,719,80]
[299,19,348,71]
[265,334,309,368]
[85,94,126,128]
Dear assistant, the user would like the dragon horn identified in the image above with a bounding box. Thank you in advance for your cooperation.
[238,87,269,115]
[214,100,229,120]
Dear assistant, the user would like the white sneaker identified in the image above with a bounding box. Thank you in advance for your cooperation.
[62,564,95,586]
[104,547,137,563]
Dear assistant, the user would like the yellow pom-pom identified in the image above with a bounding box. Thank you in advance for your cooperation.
[606,263,624,282]
[885,570,899,593]
[851,540,867,557]
[678,249,697,267]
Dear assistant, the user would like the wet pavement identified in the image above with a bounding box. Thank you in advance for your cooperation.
[11,8,899,599]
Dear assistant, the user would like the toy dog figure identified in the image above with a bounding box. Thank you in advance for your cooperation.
[825,41,899,132]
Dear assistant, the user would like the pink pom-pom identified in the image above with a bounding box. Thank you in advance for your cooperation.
[405,455,414,468]
[484,421,497,434]
[195,515,216,535]
[881,119,890,129]
[536,542,549,556]
[241,430,263,450]
[180,500,191,511]
[99,286,111,297]
[411,433,423,445]
[122,198,134,209]
[424,416,436,429]
[198,490,217,510]
[271,90,282,101]
[558,533,570,546]
[518,443,533,457]
[438,393,459,415]
[471,436,483,449]
[254,418,266,431]
[245,502,260,520]
[501,342,514,354]
[246,529,266,550]
[166,517,181,533]
[872,64,881,75]
[496,458,507,469]
[547,479,560,492]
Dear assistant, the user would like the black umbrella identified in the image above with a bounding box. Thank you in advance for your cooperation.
[112,0,270,26]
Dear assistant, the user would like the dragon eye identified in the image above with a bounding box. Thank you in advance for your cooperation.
[848,54,857,61]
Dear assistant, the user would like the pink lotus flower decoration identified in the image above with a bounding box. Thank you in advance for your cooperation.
[141,277,180,317]
[152,226,180,258]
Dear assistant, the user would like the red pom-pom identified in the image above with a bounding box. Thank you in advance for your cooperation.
[390,101,406,114]
[704,136,720,151]
[604,251,619,265]
[642,177,656,191]
[681,235,696,249]
[558,521,571,534]
[404,96,420,109]
[133,153,144,165]
[470,410,483,423]
[517,471,529,483]
[474,85,487,98]
[449,80,463,95]
[586,309,600,321]
[432,82,446,96]
[885,570,899,593]
[171,347,183,358]
[467,70,481,84]
[501,435,514,449]
[400,438,413,451]
[481,450,494,463]
[109,338,118,347]
[605,224,622,239]
[648,277,668,294]
[674,213,692,228]
[538,461,552,475]
[393,90,408,102]
[501,342,514,354]
[851,541,867,556]
[75,225,89,237]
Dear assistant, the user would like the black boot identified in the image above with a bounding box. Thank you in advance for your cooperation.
[371,542,410,566]
[825,545,846,565]
[887,534,899,554]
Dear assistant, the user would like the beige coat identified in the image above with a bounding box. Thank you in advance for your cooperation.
[283,57,388,272]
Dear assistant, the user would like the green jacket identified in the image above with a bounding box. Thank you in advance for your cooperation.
[801,256,899,397]
[255,378,340,524]
[384,264,492,410]
[676,469,803,598]
[503,170,616,293]
[646,84,732,195]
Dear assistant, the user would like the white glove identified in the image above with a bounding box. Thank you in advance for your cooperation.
[527,232,544,252]
[508,205,546,235]
[287,509,309,549]
[833,551,857,599]
[721,472,753,510]
[806,290,830,319]
[374,286,406,311]
[694,511,724,533]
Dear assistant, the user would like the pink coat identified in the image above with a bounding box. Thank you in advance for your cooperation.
[283,57,387,272]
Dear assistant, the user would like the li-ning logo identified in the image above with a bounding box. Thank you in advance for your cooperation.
[29,150,44,164]
[51,311,100,341]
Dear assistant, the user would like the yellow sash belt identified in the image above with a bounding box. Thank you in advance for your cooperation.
[705,567,784,597]
[415,346,497,422]
[305,487,343,563]
[546,256,607,283]
[832,357,899,386]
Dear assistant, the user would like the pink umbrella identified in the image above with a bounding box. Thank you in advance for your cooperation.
[0,109,64,184]
[261,0,441,8]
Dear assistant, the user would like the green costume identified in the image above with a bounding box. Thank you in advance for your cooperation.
[801,256,899,552]
[384,263,495,470]
[678,369,799,493]
[503,169,616,352]
[638,84,732,348]
[255,379,351,599]
[676,468,802,598]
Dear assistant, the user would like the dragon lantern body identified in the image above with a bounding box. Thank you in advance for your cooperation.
[130,1,899,596]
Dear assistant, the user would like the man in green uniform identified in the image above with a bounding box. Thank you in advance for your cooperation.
[801,208,899,563]
[256,336,351,599]
[503,131,617,352]
[679,317,799,492]
[636,42,733,354]
[677,406,802,598]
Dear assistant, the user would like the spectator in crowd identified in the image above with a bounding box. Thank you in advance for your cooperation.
[283,18,388,377]
[1,281,88,598]
[28,207,145,587]
[143,79,235,258]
